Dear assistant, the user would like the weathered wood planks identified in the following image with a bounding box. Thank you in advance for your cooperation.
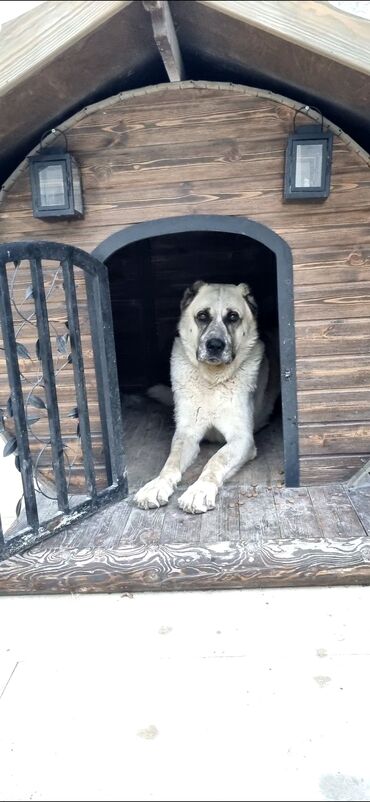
[1,83,370,485]
[0,480,368,594]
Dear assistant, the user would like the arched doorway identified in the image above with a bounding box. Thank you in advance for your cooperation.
[93,215,298,487]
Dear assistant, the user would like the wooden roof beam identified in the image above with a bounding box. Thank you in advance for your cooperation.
[0,1,132,97]
[201,1,370,76]
[143,1,186,82]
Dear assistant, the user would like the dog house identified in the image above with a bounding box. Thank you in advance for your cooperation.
[0,1,370,592]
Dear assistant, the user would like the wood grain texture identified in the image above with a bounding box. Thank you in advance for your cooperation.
[295,318,370,357]
[294,281,370,321]
[143,1,186,82]
[298,388,370,423]
[299,423,370,456]
[1,83,370,485]
[0,481,369,594]
[201,1,370,75]
[0,1,131,95]
[296,355,370,390]
[0,1,155,168]
[0,536,368,594]
[308,484,367,540]
[300,455,369,485]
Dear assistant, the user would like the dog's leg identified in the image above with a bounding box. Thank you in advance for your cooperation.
[178,433,256,514]
[134,427,203,509]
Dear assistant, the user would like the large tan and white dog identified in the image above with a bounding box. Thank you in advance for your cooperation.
[134,281,280,514]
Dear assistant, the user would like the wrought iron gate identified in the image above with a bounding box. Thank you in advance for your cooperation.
[0,241,127,562]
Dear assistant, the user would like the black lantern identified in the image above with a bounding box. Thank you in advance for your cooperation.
[284,107,333,200]
[29,129,84,219]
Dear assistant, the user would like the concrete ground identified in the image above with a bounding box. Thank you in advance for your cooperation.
[1,455,370,801]
[0,586,370,802]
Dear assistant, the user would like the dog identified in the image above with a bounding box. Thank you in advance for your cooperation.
[134,281,280,514]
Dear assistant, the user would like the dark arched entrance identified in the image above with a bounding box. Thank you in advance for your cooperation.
[93,215,299,487]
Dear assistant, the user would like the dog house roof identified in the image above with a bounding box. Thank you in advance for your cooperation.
[1,1,370,184]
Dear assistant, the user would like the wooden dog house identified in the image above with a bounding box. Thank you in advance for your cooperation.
[0,1,369,592]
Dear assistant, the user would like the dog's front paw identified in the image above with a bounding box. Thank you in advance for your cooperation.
[134,477,174,509]
[178,480,218,514]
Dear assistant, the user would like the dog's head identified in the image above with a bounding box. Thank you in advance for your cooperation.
[179,281,258,367]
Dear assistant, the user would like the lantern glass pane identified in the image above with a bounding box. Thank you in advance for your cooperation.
[38,163,66,207]
[71,158,83,214]
[295,143,323,188]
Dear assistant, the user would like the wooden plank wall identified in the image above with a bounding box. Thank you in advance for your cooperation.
[1,83,370,485]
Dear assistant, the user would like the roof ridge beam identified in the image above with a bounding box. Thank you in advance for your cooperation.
[143,1,186,82]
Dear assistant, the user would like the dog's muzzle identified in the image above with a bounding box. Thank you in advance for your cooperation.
[206,337,226,359]
[197,335,233,365]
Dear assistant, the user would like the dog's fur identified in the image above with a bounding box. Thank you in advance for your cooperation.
[134,281,280,514]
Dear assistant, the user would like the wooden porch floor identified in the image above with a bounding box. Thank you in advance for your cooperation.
[0,400,369,593]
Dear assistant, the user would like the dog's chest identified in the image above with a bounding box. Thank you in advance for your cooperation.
[191,376,242,410]
[174,364,248,422]
[171,338,258,425]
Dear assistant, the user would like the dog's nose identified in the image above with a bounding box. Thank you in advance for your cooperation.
[206,337,225,354]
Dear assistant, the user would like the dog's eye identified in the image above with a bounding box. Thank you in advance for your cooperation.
[196,310,210,323]
[227,311,240,323]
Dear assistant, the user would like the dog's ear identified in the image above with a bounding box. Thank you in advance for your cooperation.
[238,283,258,317]
[180,280,205,312]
